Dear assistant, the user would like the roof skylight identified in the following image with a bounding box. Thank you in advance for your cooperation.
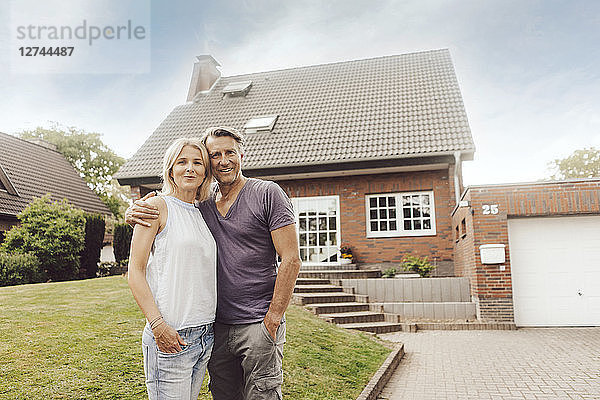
[222,80,252,96]
[244,115,278,133]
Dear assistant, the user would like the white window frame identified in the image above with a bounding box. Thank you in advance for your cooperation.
[244,115,278,133]
[365,191,436,238]
[222,80,252,95]
[291,195,341,266]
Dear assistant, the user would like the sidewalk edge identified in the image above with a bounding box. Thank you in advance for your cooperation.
[356,343,404,400]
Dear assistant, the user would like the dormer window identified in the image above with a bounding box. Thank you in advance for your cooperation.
[244,115,278,133]
[0,164,19,196]
[222,80,252,97]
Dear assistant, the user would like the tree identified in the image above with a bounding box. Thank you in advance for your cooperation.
[19,124,129,218]
[113,223,133,265]
[80,213,106,279]
[1,195,85,282]
[548,147,600,180]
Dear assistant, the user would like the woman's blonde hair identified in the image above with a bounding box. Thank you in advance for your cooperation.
[161,138,212,202]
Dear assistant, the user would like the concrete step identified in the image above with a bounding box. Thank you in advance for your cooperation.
[294,285,343,293]
[306,302,371,314]
[320,311,385,324]
[374,302,477,320]
[293,292,356,305]
[295,278,331,285]
[298,270,381,280]
[300,263,358,271]
[339,321,404,334]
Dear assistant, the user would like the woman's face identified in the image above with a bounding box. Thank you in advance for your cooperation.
[170,145,206,192]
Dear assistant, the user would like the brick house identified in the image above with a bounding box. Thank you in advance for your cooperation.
[0,132,111,240]
[116,49,475,273]
[452,179,600,326]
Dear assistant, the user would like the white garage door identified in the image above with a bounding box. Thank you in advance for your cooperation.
[508,215,600,327]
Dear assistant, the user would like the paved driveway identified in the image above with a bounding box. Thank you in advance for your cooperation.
[378,328,600,400]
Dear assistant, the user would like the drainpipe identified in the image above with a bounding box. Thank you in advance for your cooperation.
[453,151,461,205]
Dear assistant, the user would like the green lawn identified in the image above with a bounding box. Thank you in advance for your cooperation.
[0,276,390,399]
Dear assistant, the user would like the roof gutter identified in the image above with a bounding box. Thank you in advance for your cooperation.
[243,149,475,171]
[453,151,461,205]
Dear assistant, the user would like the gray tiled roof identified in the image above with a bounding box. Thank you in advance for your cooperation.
[0,132,111,217]
[116,49,475,181]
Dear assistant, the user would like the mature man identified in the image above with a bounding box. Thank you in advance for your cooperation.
[126,126,301,400]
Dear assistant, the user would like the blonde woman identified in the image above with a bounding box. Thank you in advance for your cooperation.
[127,138,216,399]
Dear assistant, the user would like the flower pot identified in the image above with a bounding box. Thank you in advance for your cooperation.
[340,258,351,264]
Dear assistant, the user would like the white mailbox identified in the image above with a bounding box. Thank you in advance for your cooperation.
[479,244,506,264]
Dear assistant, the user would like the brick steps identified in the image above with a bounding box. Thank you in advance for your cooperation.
[320,311,384,324]
[295,270,403,334]
[305,302,371,314]
[295,278,331,285]
[297,270,381,280]
[294,284,344,293]
[294,292,357,305]
[338,321,404,334]
[299,263,358,271]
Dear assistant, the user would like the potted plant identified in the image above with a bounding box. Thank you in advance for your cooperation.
[339,244,353,264]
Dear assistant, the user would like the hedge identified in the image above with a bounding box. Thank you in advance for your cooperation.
[113,223,133,265]
[0,252,43,286]
[1,195,85,281]
[79,213,106,279]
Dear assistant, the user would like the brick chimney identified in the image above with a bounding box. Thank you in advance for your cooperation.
[186,55,221,101]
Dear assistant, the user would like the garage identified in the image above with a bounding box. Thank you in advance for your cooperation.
[508,215,600,327]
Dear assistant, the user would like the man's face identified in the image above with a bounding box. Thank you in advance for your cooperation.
[205,135,243,185]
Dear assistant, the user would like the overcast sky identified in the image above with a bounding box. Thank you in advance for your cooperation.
[1,0,598,186]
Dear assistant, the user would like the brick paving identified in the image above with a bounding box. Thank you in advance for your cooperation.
[377,328,600,400]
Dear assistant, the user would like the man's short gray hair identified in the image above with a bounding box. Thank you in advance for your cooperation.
[201,126,244,147]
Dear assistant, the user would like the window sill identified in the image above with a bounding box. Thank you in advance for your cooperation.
[366,231,437,238]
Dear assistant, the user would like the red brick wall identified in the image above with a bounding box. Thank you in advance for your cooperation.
[130,186,142,201]
[278,168,457,265]
[453,190,476,281]
[129,168,461,267]
[453,179,600,321]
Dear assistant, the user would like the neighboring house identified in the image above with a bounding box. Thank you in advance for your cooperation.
[453,179,600,326]
[116,49,475,273]
[0,132,111,239]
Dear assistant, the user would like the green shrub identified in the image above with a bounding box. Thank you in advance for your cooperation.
[382,267,397,278]
[1,195,85,281]
[79,213,106,279]
[97,261,117,277]
[0,252,44,286]
[401,255,436,277]
[113,223,133,265]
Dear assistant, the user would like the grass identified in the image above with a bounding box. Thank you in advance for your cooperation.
[0,276,390,399]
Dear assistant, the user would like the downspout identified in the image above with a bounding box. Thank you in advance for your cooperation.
[453,151,461,205]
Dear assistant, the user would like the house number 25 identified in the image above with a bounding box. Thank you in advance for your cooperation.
[482,204,499,215]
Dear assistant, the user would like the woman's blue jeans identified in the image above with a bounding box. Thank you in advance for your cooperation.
[142,323,214,400]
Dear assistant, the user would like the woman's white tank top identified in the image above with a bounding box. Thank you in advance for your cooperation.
[145,195,217,330]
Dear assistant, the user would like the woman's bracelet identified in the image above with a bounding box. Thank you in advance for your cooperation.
[149,315,163,329]
[153,320,167,338]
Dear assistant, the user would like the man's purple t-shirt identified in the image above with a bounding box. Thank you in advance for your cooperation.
[196,178,295,324]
